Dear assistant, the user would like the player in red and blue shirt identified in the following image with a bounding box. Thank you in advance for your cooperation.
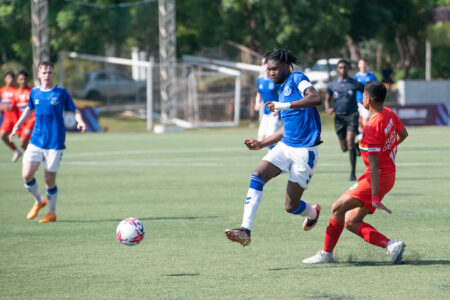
[10,61,87,223]
[0,71,21,161]
[225,49,322,247]
[303,82,409,265]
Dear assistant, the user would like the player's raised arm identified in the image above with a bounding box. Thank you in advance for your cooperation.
[265,88,321,112]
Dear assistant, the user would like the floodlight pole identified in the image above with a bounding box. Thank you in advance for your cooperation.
[158,0,177,124]
[31,0,50,86]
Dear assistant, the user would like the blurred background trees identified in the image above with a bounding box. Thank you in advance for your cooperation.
[0,0,449,79]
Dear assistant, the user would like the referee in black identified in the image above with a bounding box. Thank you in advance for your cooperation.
[325,59,364,181]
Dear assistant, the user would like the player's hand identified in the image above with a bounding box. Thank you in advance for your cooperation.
[244,138,263,150]
[77,121,87,133]
[326,108,334,115]
[264,101,275,112]
[372,194,392,214]
[9,128,17,143]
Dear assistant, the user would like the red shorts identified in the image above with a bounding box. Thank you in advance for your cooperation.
[0,117,17,133]
[19,118,35,140]
[345,171,396,214]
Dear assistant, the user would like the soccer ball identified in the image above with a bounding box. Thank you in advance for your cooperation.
[116,218,145,246]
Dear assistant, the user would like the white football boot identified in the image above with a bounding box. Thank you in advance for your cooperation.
[302,250,335,264]
[387,240,406,264]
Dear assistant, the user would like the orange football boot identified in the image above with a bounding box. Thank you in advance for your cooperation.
[26,197,47,219]
[38,212,57,223]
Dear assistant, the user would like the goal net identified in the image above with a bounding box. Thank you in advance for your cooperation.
[58,52,258,131]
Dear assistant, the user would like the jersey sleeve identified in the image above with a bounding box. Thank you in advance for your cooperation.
[326,82,333,97]
[294,72,313,97]
[63,89,77,112]
[369,72,377,81]
[28,90,35,110]
[256,77,262,93]
[362,124,382,154]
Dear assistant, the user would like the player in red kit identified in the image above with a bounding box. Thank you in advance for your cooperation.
[13,70,33,150]
[0,71,21,161]
[303,81,409,264]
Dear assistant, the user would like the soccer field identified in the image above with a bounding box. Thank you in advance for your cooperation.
[1,126,449,299]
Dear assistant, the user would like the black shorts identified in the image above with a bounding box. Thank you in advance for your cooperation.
[334,112,359,140]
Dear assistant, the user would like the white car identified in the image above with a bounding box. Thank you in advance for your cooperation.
[83,70,146,100]
[305,58,356,92]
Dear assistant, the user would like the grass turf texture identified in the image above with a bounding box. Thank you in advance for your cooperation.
[1,126,449,299]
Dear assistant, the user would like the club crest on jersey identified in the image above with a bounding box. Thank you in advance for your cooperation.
[269,82,275,90]
[35,99,39,105]
[284,86,292,96]
[50,97,59,105]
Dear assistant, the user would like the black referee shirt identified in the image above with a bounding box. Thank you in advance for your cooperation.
[327,77,364,115]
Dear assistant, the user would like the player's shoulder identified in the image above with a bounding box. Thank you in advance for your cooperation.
[289,71,310,83]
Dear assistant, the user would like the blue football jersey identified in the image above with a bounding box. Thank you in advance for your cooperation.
[257,76,280,115]
[28,85,77,149]
[279,71,322,147]
[353,72,377,103]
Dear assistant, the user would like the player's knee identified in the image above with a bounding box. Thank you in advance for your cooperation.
[331,202,344,216]
[345,219,358,232]
[22,173,33,183]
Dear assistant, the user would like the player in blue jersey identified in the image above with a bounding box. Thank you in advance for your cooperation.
[354,59,377,134]
[9,61,87,223]
[225,48,322,247]
[254,59,281,150]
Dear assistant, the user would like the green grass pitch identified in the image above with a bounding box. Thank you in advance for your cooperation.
[1,125,449,299]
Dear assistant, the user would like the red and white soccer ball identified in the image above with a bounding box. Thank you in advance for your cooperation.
[116,218,145,246]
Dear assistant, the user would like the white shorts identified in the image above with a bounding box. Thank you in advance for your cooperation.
[263,142,318,189]
[358,102,370,119]
[258,113,281,140]
[23,143,64,172]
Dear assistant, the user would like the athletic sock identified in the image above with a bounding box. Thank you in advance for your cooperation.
[24,178,43,204]
[355,222,390,248]
[47,186,58,214]
[289,200,317,219]
[349,146,356,176]
[324,218,345,253]
[241,174,265,230]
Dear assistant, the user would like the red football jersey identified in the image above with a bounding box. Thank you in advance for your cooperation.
[14,87,34,119]
[0,86,18,119]
[359,107,404,175]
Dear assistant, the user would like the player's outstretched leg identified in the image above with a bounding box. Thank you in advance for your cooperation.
[225,227,251,247]
[302,204,321,231]
[387,240,406,264]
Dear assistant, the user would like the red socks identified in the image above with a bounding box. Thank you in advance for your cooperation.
[356,222,390,248]
[323,218,345,253]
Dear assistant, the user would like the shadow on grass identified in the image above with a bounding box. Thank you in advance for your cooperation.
[58,216,218,223]
[268,259,450,271]
[163,273,200,277]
